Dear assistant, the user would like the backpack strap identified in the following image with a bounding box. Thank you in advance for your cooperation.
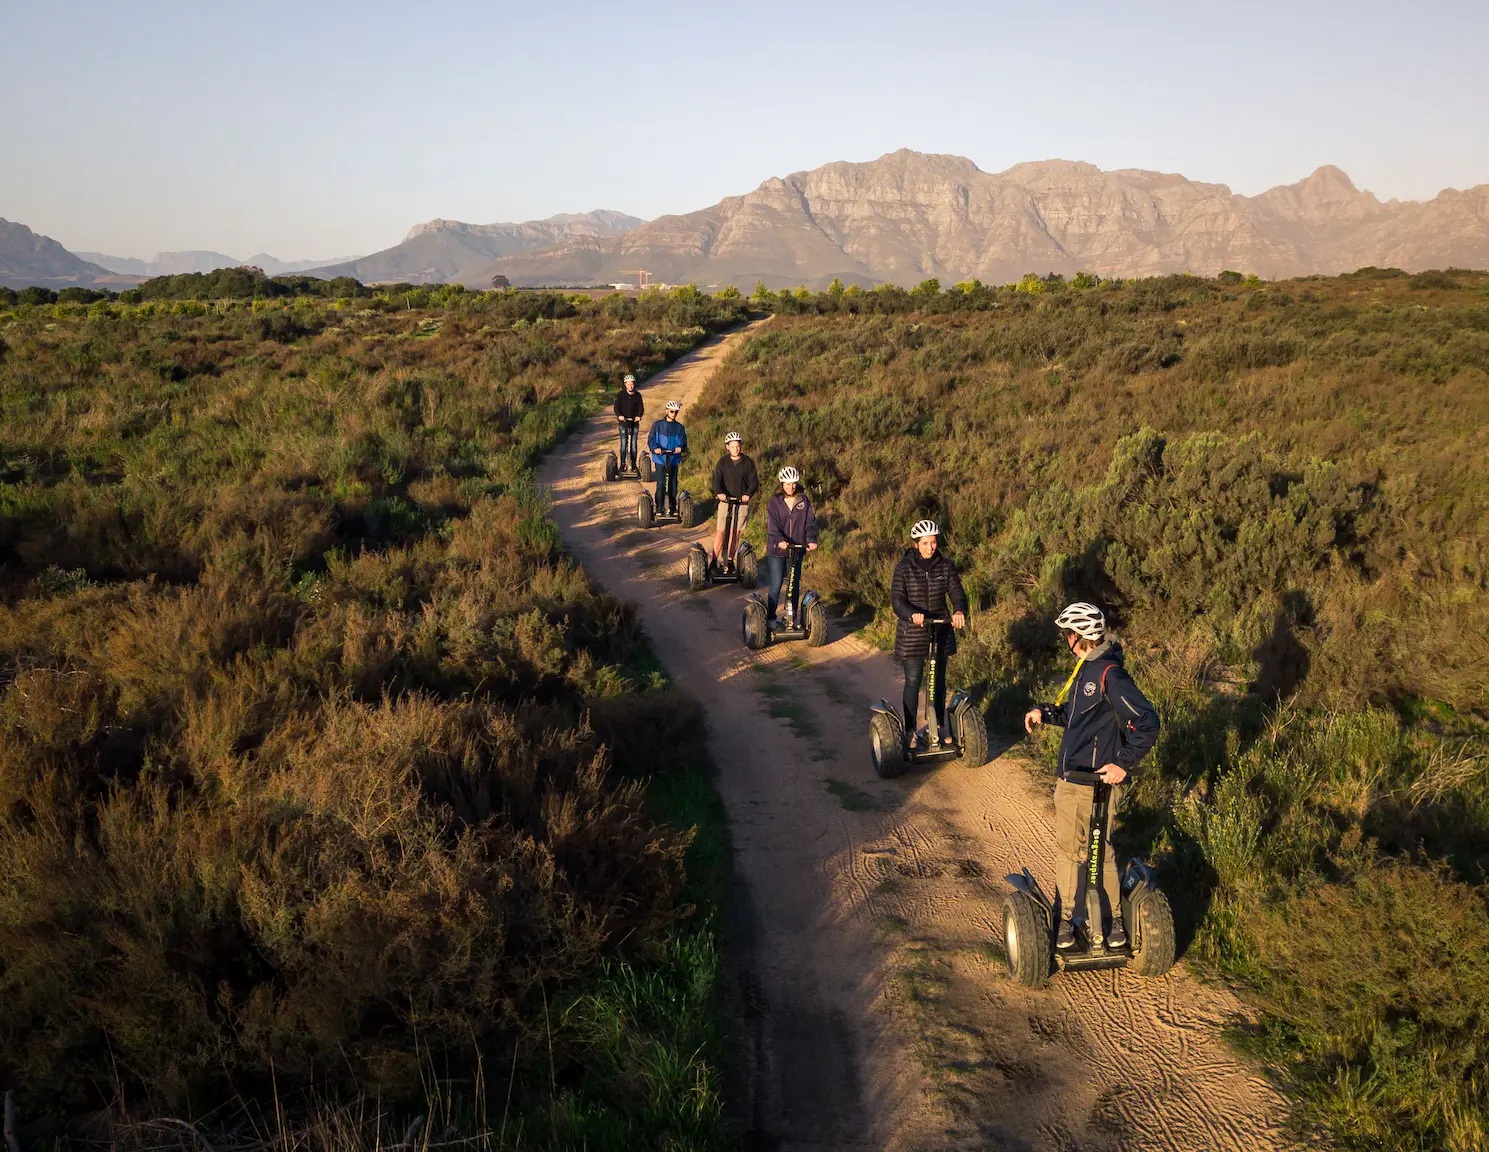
[1099,662,1139,740]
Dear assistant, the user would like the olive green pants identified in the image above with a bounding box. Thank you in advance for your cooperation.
[1053,778,1122,923]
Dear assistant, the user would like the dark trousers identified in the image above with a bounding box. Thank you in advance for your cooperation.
[902,652,948,733]
[766,550,802,620]
[654,460,678,513]
[618,422,639,469]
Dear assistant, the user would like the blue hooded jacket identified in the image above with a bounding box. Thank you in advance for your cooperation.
[647,417,687,466]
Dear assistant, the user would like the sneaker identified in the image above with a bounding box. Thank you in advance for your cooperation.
[939,734,956,749]
[1056,919,1077,950]
[914,727,931,750]
[1107,916,1128,949]
[767,618,784,633]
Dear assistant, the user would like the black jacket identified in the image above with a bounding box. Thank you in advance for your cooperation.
[891,549,968,659]
[1036,642,1160,782]
[614,389,644,421]
[710,454,759,500]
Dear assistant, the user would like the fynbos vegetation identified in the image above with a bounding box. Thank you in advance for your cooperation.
[0,287,744,1147]
[693,270,1489,1151]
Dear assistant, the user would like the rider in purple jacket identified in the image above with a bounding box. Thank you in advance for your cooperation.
[764,466,818,628]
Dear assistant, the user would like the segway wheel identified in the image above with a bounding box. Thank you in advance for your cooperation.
[736,543,758,590]
[952,700,990,768]
[678,491,695,528]
[869,711,905,779]
[687,545,710,592]
[639,455,654,482]
[637,491,654,529]
[1002,891,1052,988]
[603,452,618,483]
[742,599,769,651]
[1130,888,1177,977]
[805,598,829,647]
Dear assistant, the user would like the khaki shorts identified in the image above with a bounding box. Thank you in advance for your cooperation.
[715,500,751,533]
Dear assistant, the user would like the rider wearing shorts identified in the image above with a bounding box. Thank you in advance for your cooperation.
[709,431,759,570]
[891,519,967,750]
[1024,602,1160,951]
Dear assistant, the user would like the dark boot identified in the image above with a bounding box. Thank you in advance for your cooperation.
[1107,916,1127,949]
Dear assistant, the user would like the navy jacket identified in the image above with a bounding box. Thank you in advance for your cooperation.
[1036,642,1160,782]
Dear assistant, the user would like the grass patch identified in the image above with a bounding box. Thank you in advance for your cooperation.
[823,777,881,812]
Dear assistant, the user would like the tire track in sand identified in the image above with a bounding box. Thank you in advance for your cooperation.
[540,324,1293,1151]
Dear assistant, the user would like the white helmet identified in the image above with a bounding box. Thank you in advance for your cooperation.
[623,373,636,384]
[778,466,800,484]
[724,431,742,444]
[1055,602,1106,641]
[910,519,939,540]
[665,399,681,412]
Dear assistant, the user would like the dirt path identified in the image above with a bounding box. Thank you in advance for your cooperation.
[541,326,1292,1151]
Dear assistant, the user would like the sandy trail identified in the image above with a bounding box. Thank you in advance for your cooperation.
[541,326,1291,1151]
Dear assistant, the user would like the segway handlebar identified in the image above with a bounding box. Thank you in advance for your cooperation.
[1062,770,1104,787]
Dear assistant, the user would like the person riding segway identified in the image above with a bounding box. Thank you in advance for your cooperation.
[637,401,694,528]
[687,431,759,590]
[999,602,1174,987]
[604,373,650,482]
[741,467,827,649]
[868,520,989,776]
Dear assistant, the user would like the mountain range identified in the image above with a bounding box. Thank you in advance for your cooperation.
[76,251,358,278]
[305,210,646,285]
[448,151,1489,290]
[6,151,1489,292]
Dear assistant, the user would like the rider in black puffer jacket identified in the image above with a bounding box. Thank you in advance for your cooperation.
[891,519,968,747]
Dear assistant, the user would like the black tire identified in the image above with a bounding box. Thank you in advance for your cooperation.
[1002,891,1051,988]
[687,546,709,592]
[805,598,829,647]
[953,700,990,768]
[742,599,769,651]
[637,492,654,529]
[603,452,618,483]
[736,544,758,590]
[869,711,905,779]
[678,491,695,528]
[639,455,654,482]
[1130,888,1177,977]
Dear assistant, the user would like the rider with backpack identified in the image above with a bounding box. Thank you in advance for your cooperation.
[1024,602,1160,951]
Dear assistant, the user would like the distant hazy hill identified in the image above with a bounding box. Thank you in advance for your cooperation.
[472,151,1489,289]
[305,210,646,284]
[78,250,359,277]
[0,219,132,290]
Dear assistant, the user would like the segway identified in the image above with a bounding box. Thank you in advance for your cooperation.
[869,618,989,778]
[1000,770,1176,988]
[601,419,653,483]
[636,454,693,529]
[688,497,758,591]
[742,543,827,649]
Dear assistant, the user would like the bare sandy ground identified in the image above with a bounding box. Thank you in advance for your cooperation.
[540,325,1292,1151]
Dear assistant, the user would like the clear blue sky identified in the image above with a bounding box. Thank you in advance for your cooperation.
[2,0,1486,260]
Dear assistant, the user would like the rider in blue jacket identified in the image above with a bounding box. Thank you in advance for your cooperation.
[647,400,687,516]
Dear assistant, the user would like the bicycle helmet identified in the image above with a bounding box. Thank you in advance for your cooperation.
[724,431,742,444]
[1055,602,1106,641]
[623,373,636,384]
[665,399,681,412]
[778,466,800,484]
[910,519,939,540]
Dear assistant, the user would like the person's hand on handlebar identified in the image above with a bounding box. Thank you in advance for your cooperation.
[952,611,965,629]
[1023,707,1043,733]
[912,612,925,626]
[715,493,727,502]
[806,541,817,551]
[741,494,750,503]
[1097,763,1127,785]
[778,541,790,551]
